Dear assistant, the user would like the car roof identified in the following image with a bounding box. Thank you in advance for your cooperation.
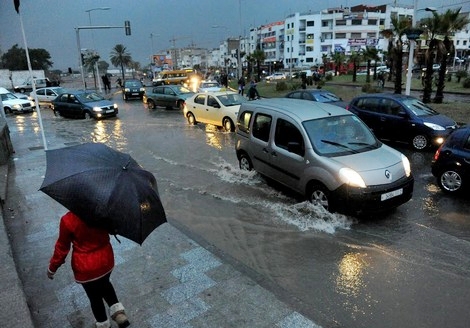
[194,90,236,96]
[352,93,416,101]
[240,98,351,121]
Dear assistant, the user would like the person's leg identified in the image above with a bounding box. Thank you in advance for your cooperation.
[82,280,108,323]
[101,273,130,328]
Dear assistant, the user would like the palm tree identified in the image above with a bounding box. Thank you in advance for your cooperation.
[381,16,410,94]
[434,8,469,103]
[83,52,100,90]
[348,51,362,82]
[362,46,380,83]
[420,13,441,103]
[110,44,132,81]
[252,48,266,82]
[331,51,345,76]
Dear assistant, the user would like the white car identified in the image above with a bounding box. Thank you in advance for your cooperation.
[266,72,286,81]
[29,87,67,108]
[0,87,34,114]
[183,91,247,132]
[197,81,223,93]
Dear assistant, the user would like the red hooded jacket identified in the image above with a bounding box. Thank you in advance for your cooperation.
[49,212,114,283]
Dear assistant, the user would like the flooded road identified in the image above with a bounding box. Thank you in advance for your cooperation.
[8,96,470,328]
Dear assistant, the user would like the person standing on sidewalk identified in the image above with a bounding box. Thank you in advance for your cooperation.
[47,211,130,328]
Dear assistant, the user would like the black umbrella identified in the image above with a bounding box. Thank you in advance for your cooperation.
[40,142,167,244]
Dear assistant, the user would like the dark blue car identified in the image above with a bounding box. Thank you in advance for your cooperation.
[432,125,470,194]
[347,93,457,150]
[52,90,118,120]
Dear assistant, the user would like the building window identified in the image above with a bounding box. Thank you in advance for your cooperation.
[351,33,362,38]
[464,40,468,46]
[306,46,313,52]
[380,19,385,25]
[322,20,329,27]
[307,20,314,26]
[351,19,362,25]
[368,19,377,25]
[336,20,346,26]
[335,33,346,39]
[367,32,376,38]
[307,33,314,40]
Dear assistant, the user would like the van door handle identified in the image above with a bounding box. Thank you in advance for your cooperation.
[262,147,269,153]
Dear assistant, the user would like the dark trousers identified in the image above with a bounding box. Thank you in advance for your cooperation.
[81,272,119,322]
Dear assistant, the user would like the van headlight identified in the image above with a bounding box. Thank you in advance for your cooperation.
[93,107,103,112]
[401,154,411,177]
[339,168,366,188]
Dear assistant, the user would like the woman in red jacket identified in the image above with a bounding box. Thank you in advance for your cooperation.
[47,211,130,328]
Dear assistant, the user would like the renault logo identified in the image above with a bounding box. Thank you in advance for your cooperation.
[385,170,392,180]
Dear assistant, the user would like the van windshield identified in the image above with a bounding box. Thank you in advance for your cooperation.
[303,115,380,156]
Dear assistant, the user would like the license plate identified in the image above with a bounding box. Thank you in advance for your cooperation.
[106,110,114,113]
[132,93,138,95]
[381,188,403,201]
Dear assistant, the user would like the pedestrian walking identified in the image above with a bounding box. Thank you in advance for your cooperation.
[101,75,111,93]
[247,80,260,100]
[47,211,130,328]
[238,76,246,96]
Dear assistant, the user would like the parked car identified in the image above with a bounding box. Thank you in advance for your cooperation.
[122,79,145,101]
[29,87,67,108]
[183,91,247,131]
[144,85,194,110]
[284,90,348,108]
[266,72,286,81]
[431,125,470,194]
[197,80,223,93]
[14,77,60,93]
[235,98,414,214]
[51,90,118,119]
[346,93,457,150]
[0,87,34,114]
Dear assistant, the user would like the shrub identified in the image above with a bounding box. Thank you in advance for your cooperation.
[290,82,302,90]
[275,81,288,91]
[324,74,333,81]
[463,78,470,88]
[456,70,468,83]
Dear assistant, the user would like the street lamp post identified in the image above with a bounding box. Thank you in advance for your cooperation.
[85,7,110,49]
[405,3,436,95]
[85,7,110,92]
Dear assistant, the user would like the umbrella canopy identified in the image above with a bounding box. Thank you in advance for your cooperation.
[40,142,166,244]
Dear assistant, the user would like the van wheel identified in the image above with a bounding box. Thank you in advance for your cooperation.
[308,183,332,211]
[239,153,253,171]
[222,117,234,132]
[187,112,197,125]
[412,134,428,150]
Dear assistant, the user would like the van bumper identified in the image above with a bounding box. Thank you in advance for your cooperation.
[334,175,414,213]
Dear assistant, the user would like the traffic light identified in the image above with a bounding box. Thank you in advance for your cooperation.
[125,21,131,36]
[81,53,85,65]
[68,67,72,74]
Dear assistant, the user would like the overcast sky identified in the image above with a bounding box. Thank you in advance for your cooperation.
[1,0,469,71]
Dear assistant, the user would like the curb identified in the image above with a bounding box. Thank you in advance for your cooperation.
[0,162,35,328]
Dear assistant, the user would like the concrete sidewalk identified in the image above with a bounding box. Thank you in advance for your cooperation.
[0,103,320,327]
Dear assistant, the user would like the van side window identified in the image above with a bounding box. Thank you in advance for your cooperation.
[252,113,272,142]
[275,119,304,156]
[237,111,252,133]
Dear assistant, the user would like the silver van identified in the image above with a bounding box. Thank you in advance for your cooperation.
[235,98,414,214]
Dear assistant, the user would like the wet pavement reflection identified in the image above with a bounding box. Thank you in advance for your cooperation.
[6,94,470,328]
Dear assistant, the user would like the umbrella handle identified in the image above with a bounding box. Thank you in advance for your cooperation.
[112,234,121,244]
